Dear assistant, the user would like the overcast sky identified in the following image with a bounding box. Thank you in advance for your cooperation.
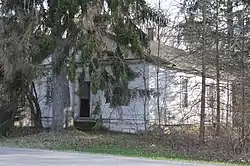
[146,0,181,20]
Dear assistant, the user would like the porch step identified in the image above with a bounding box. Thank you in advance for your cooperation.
[74,118,96,131]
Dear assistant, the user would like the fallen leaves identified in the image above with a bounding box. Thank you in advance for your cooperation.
[0,127,249,164]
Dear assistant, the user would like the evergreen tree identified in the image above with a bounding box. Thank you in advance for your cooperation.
[0,0,167,131]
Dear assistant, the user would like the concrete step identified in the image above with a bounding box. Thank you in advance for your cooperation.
[74,118,96,131]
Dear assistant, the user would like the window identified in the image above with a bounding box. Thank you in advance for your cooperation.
[46,77,52,105]
[180,77,188,108]
[117,107,123,120]
[207,84,215,108]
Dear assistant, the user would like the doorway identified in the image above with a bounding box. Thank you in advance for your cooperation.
[79,81,90,118]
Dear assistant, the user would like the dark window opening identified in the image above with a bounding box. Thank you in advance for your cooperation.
[181,77,188,108]
[46,77,52,105]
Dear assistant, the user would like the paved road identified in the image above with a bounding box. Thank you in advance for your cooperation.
[0,147,227,166]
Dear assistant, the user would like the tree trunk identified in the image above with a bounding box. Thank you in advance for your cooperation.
[9,92,18,114]
[156,0,162,136]
[51,52,70,131]
[199,0,207,145]
[215,0,220,136]
[26,82,42,128]
[231,82,237,126]
[68,80,76,126]
[143,60,148,135]
[226,77,230,127]
[31,82,43,128]
[240,15,246,149]
[226,0,233,128]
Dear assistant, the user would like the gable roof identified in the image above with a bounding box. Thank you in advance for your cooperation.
[148,41,235,81]
[39,29,234,82]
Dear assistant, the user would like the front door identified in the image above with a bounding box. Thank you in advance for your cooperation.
[79,81,90,117]
[80,99,90,117]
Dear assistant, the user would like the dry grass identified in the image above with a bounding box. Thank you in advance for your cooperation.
[0,127,249,165]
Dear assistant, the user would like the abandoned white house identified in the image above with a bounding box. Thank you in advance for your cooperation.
[33,32,233,133]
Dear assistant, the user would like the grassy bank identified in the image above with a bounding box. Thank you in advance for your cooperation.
[0,128,249,165]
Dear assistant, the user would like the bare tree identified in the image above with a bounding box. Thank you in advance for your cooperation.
[199,0,207,145]
[215,0,221,136]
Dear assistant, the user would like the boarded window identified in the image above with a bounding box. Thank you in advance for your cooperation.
[46,76,52,105]
[207,84,215,108]
[180,77,188,108]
